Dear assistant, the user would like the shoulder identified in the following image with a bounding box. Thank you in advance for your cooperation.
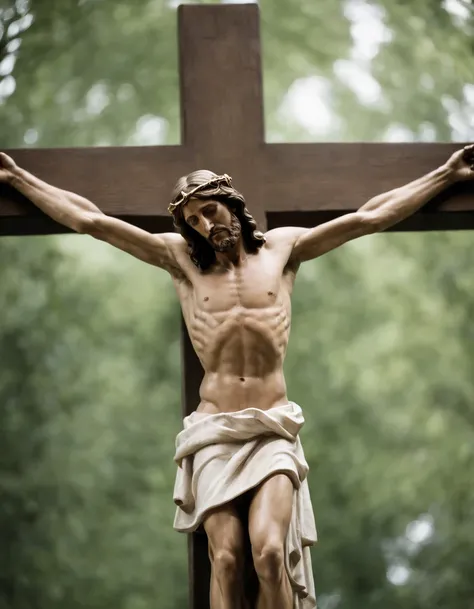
[262,226,308,274]
[160,232,188,249]
[159,232,190,261]
[264,226,308,250]
[155,232,192,281]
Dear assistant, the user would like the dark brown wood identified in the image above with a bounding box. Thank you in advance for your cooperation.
[261,143,474,216]
[180,317,209,608]
[0,146,191,234]
[2,142,474,234]
[1,5,474,609]
[268,210,474,233]
[179,4,264,153]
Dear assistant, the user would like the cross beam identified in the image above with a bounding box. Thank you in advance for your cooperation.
[1,5,474,609]
[1,5,473,237]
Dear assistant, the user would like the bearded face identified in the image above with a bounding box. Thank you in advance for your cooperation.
[209,214,241,251]
[174,188,265,270]
[183,197,242,251]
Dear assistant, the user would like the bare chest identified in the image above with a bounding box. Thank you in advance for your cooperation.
[201,267,281,312]
[178,253,294,318]
[172,248,298,376]
[176,251,294,317]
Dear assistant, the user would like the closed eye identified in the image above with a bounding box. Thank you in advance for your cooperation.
[203,204,217,216]
[186,204,217,227]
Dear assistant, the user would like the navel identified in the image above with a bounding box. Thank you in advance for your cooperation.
[240,377,245,382]
[204,297,209,302]
[268,291,274,296]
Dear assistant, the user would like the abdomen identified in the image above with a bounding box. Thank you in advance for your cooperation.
[190,305,290,376]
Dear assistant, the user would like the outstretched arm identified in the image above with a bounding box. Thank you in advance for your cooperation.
[0,152,186,276]
[0,152,101,232]
[284,145,474,264]
[357,145,473,227]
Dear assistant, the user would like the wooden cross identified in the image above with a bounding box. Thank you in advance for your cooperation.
[1,4,473,608]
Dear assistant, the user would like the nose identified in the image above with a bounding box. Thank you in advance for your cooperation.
[202,218,213,235]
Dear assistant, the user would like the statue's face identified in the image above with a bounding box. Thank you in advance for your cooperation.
[183,197,241,251]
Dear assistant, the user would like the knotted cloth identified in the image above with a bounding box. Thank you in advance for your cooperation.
[173,402,317,608]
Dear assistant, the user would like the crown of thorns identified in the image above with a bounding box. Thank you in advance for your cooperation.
[168,174,233,214]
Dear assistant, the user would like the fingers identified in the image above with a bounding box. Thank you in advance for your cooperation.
[0,152,14,170]
[462,144,474,170]
[462,144,474,157]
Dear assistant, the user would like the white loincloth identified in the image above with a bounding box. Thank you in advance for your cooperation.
[173,402,317,609]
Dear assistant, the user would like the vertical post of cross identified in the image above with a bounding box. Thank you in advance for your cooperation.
[177,7,267,605]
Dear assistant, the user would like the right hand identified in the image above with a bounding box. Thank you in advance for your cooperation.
[0,152,17,184]
[445,144,474,182]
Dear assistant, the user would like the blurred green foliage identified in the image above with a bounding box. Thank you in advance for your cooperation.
[1,0,473,608]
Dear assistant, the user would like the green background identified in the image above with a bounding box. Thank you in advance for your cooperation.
[1,1,473,607]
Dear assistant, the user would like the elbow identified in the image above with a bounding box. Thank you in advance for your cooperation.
[77,212,102,236]
[358,210,383,234]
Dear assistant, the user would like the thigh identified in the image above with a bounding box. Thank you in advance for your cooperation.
[203,502,245,558]
[248,473,294,548]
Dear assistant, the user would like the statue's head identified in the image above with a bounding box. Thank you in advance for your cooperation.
[169,170,266,270]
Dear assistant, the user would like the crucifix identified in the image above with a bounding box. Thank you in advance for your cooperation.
[1,4,473,609]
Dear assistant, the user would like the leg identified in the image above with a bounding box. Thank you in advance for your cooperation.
[248,473,294,609]
[204,502,246,609]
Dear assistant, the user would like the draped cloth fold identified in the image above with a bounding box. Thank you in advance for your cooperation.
[173,402,317,609]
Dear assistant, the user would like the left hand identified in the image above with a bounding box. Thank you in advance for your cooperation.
[0,152,17,184]
[445,144,474,181]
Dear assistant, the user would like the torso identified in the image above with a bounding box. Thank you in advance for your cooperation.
[171,231,300,414]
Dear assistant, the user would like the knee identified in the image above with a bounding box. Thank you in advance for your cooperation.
[211,547,241,582]
[253,541,285,582]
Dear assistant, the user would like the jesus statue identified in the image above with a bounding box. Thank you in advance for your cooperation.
[1,145,473,609]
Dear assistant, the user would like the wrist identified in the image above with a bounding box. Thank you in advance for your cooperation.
[9,166,22,188]
[438,163,457,185]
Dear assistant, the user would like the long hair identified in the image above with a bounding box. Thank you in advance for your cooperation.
[170,170,266,270]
